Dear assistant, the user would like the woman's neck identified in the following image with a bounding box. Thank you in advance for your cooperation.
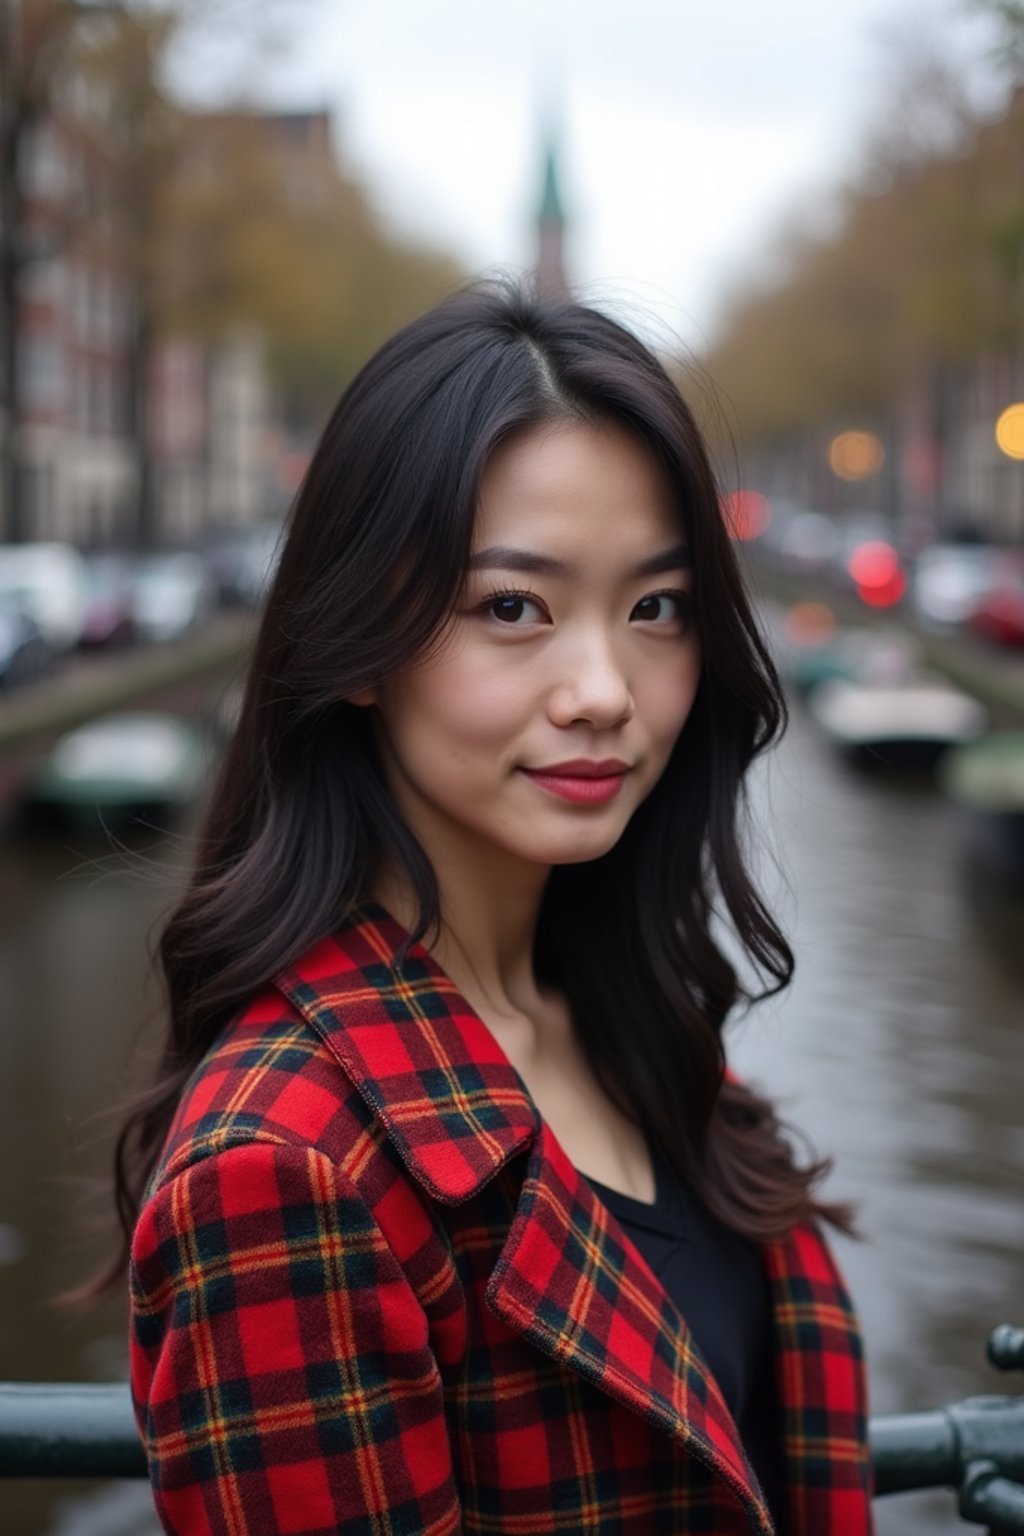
[371,847,553,1038]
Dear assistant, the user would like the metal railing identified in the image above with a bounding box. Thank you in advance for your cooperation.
[869,1325,1024,1532]
[2,1325,1023,1530]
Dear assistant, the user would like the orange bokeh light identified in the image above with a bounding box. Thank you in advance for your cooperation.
[828,431,885,481]
[995,403,1024,460]
[784,601,837,645]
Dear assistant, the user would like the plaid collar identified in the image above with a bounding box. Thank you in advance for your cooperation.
[276,902,774,1533]
[276,901,541,1202]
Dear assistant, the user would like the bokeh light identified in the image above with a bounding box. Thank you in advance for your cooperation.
[784,600,837,645]
[847,540,905,607]
[995,403,1024,460]
[828,431,885,481]
[723,489,770,541]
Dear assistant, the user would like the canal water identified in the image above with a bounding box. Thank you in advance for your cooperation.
[1,680,1022,1534]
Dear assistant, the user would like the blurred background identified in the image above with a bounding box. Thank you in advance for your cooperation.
[1,2,1023,1533]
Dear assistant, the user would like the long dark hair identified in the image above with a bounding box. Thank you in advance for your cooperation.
[104,280,848,1290]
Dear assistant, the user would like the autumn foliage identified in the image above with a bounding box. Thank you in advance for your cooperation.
[701,29,1024,455]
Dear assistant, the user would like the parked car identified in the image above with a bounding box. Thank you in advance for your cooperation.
[0,596,54,689]
[774,510,839,574]
[132,553,215,643]
[966,558,1024,647]
[203,522,283,608]
[909,544,1003,631]
[0,542,89,651]
[80,554,137,648]
[235,522,283,606]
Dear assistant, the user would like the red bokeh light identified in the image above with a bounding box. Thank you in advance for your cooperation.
[723,489,771,541]
[856,574,906,607]
[848,540,898,586]
[847,541,904,607]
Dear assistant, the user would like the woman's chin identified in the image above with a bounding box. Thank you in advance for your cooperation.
[522,825,627,868]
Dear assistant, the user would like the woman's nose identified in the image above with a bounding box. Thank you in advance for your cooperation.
[546,634,635,729]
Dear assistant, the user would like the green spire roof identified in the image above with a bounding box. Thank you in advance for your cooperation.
[538,139,565,227]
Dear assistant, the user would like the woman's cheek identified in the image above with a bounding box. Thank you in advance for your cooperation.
[447,667,533,742]
[645,656,700,744]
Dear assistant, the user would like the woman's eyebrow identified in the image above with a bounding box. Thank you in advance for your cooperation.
[631,543,693,577]
[466,546,567,576]
[466,543,692,578]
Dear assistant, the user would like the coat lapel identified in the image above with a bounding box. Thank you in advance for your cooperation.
[276,904,539,1201]
[277,905,773,1535]
[487,1119,774,1534]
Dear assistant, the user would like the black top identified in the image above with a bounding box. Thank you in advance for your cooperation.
[585,1147,786,1528]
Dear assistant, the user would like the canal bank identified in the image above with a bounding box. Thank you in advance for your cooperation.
[744,556,1024,725]
[0,614,256,823]
[0,613,255,750]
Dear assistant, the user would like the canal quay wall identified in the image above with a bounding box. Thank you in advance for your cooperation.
[0,613,256,821]
[744,557,1024,726]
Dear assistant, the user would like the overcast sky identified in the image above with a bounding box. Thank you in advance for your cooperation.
[183,0,1001,351]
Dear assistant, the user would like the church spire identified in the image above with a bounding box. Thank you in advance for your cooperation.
[534,125,569,299]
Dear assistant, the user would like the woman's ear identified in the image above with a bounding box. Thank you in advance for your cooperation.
[345,686,378,708]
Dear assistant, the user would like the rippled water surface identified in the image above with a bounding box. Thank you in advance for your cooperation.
[1,696,1022,1534]
[733,703,1024,1534]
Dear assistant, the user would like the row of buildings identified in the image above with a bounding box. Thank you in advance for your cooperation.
[9,7,1019,559]
[2,89,347,549]
[2,3,572,557]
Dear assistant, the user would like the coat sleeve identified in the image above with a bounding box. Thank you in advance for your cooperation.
[130,1139,463,1536]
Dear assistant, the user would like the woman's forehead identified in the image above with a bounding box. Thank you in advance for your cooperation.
[473,419,685,557]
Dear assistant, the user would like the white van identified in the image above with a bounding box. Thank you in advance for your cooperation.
[0,542,89,651]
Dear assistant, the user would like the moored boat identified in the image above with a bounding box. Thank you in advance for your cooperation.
[23,711,211,831]
[808,677,989,771]
[940,731,1024,886]
[779,616,920,701]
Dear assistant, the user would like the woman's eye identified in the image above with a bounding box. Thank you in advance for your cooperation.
[631,591,690,624]
[486,591,545,625]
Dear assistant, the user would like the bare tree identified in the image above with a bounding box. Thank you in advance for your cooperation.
[0,0,311,545]
[0,0,99,540]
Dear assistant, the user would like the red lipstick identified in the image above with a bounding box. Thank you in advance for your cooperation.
[521,759,629,805]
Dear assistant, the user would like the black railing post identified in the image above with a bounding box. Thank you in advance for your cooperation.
[0,1382,145,1478]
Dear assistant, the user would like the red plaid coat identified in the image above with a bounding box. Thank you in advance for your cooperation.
[130,904,874,1535]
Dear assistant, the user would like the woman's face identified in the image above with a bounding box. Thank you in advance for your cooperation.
[362,419,702,880]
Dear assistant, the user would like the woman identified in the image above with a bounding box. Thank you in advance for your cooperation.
[121,283,873,1534]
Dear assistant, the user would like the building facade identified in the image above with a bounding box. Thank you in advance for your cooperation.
[1,54,303,548]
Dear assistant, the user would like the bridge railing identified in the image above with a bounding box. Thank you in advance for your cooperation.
[2,1325,1023,1531]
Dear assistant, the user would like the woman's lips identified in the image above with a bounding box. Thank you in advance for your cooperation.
[520,768,628,804]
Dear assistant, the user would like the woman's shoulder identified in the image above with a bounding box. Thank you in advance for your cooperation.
[133,968,460,1329]
[151,977,378,1197]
